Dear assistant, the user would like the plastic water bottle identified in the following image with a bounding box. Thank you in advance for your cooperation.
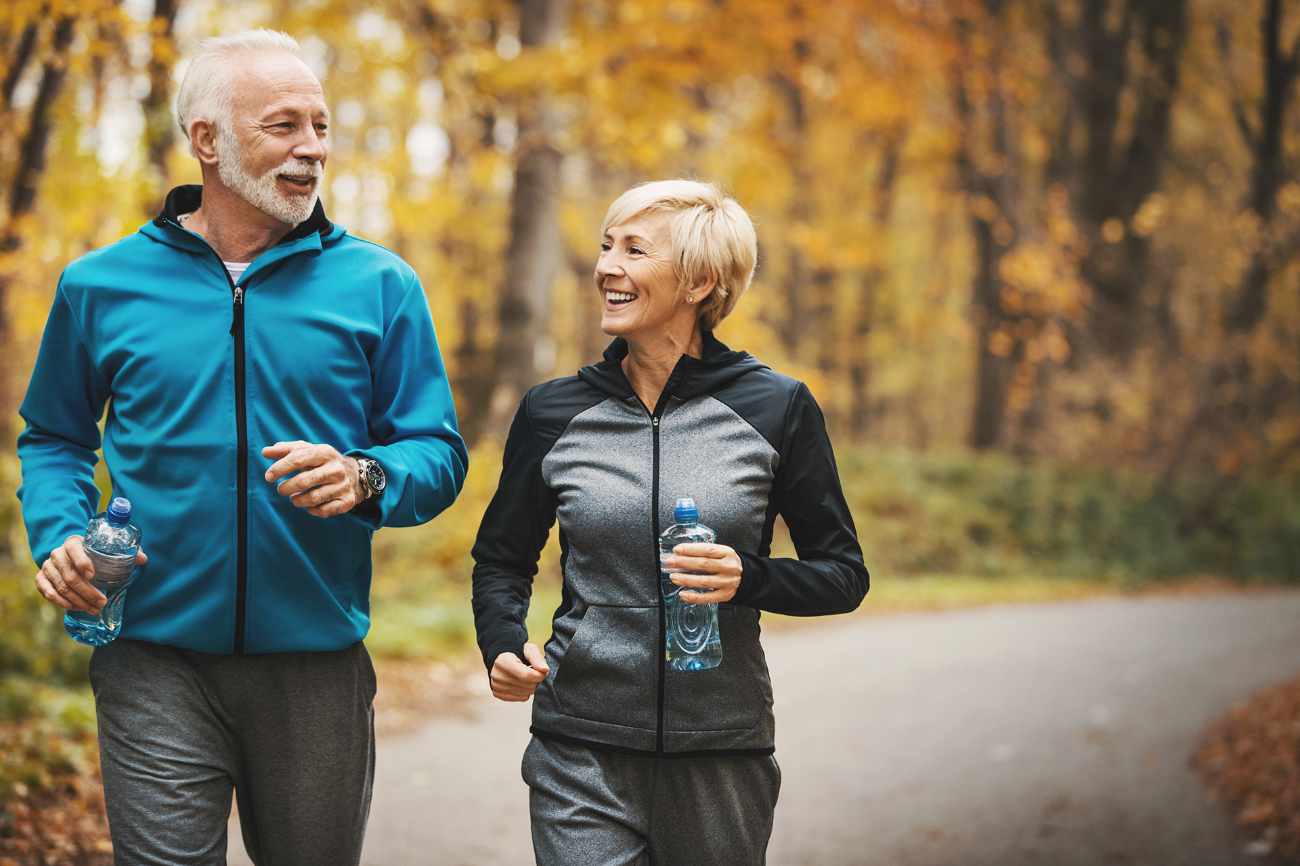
[64,497,141,647]
[659,497,722,671]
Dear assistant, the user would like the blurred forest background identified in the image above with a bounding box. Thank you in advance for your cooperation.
[1,0,1300,857]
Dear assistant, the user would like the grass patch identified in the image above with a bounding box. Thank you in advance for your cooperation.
[367,580,563,664]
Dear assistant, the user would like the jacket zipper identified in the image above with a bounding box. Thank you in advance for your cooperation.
[229,282,248,654]
[629,373,677,756]
[173,218,250,654]
[651,412,665,755]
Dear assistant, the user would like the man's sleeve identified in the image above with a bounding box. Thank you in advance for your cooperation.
[470,392,557,672]
[16,277,111,565]
[732,382,870,615]
[346,275,469,529]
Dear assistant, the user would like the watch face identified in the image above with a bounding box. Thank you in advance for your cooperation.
[366,460,386,493]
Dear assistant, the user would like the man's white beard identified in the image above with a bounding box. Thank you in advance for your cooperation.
[215,123,322,226]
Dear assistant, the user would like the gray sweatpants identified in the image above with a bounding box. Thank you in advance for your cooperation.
[89,638,376,866]
[521,735,781,866]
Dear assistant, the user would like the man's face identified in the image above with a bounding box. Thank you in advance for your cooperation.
[215,52,329,226]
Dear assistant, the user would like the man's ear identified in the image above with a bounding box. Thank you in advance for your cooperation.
[190,120,220,166]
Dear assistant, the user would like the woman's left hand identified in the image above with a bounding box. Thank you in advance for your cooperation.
[664,543,743,605]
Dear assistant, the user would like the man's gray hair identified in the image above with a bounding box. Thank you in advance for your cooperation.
[175,30,303,155]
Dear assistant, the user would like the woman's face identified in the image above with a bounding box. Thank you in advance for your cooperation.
[595,211,691,340]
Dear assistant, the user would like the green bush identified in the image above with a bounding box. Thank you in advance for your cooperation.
[0,569,93,689]
[842,449,1300,583]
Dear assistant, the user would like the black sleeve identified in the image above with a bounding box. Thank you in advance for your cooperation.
[733,383,869,615]
[470,392,557,671]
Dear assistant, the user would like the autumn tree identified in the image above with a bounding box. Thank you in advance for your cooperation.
[0,6,79,446]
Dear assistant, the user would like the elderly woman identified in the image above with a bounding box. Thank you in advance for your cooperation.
[471,179,869,865]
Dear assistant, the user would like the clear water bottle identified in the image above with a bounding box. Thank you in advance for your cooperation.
[64,497,141,647]
[659,497,722,671]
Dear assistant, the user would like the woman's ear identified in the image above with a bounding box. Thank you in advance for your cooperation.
[685,275,717,306]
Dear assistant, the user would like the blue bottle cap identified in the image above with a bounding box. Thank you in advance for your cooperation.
[106,497,132,526]
[673,497,699,524]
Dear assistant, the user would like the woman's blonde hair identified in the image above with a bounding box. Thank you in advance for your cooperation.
[601,180,757,331]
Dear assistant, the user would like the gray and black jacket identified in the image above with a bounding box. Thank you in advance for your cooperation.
[472,333,869,757]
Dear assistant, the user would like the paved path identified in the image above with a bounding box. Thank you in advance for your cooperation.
[229,592,1300,865]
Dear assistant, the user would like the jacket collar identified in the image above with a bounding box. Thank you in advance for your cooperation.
[152,184,332,242]
[579,331,767,405]
[140,185,339,280]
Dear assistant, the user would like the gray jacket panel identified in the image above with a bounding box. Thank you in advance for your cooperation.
[532,393,778,753]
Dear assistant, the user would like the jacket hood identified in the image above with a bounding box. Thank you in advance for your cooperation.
[579,331,769,404]
[139,184,342,252]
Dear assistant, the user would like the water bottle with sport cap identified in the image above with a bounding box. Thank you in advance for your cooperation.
[659,497,723,671]
[64,497,142,647]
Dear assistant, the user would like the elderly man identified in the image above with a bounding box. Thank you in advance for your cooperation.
[15,30,467,864]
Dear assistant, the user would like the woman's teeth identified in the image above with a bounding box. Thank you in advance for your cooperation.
[606,291,635,304]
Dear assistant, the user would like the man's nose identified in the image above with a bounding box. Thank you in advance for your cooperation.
[293,128,327,162]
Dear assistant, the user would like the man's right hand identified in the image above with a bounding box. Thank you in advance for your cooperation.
[489,642,549,702]
[34,535,148,615]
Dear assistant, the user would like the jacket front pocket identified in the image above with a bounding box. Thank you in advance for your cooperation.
[553,604,658,731]
[663,604,771,734]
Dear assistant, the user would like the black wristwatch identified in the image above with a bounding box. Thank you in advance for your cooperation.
[356,457,387,500]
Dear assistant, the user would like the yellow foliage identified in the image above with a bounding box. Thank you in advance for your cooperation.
[1100,218,1125,244]
[0,0,1295,478]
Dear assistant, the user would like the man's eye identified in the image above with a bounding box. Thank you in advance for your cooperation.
[315,124,329,133]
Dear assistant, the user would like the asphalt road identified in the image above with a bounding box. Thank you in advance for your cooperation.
[229,591,1300,865]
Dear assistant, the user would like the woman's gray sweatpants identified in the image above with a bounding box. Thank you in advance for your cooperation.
[89,638,376,866]
[521,735,781,866]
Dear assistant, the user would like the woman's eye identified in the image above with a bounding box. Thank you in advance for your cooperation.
[600,242,612,252]
[629,246,644,256]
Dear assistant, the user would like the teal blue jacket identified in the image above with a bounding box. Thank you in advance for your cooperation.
[16,186,469,654]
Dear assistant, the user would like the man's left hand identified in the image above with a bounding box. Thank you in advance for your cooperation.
[663,543,743,604]
[263,440,364,518]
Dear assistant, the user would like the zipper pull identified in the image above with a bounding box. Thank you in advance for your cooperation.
[652,416,660,428]
[230,286,243,336]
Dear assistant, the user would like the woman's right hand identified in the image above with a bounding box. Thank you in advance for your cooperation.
[490,642,550,702]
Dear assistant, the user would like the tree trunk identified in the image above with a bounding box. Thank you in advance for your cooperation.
[572,251,602,364]
[142,0,181,192]
[1225,0,1299,333]
[0,15,76,448]
[407,6,504,447]
[953,2,1020,451]
[967,218,1014,451]
[848,133,904,440]
[773,66,811,364]
[1050,0,1189,359]
[486,0,567,436]
[1,21,38,112]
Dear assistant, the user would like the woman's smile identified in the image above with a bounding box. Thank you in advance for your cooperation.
[602,289,638,309]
